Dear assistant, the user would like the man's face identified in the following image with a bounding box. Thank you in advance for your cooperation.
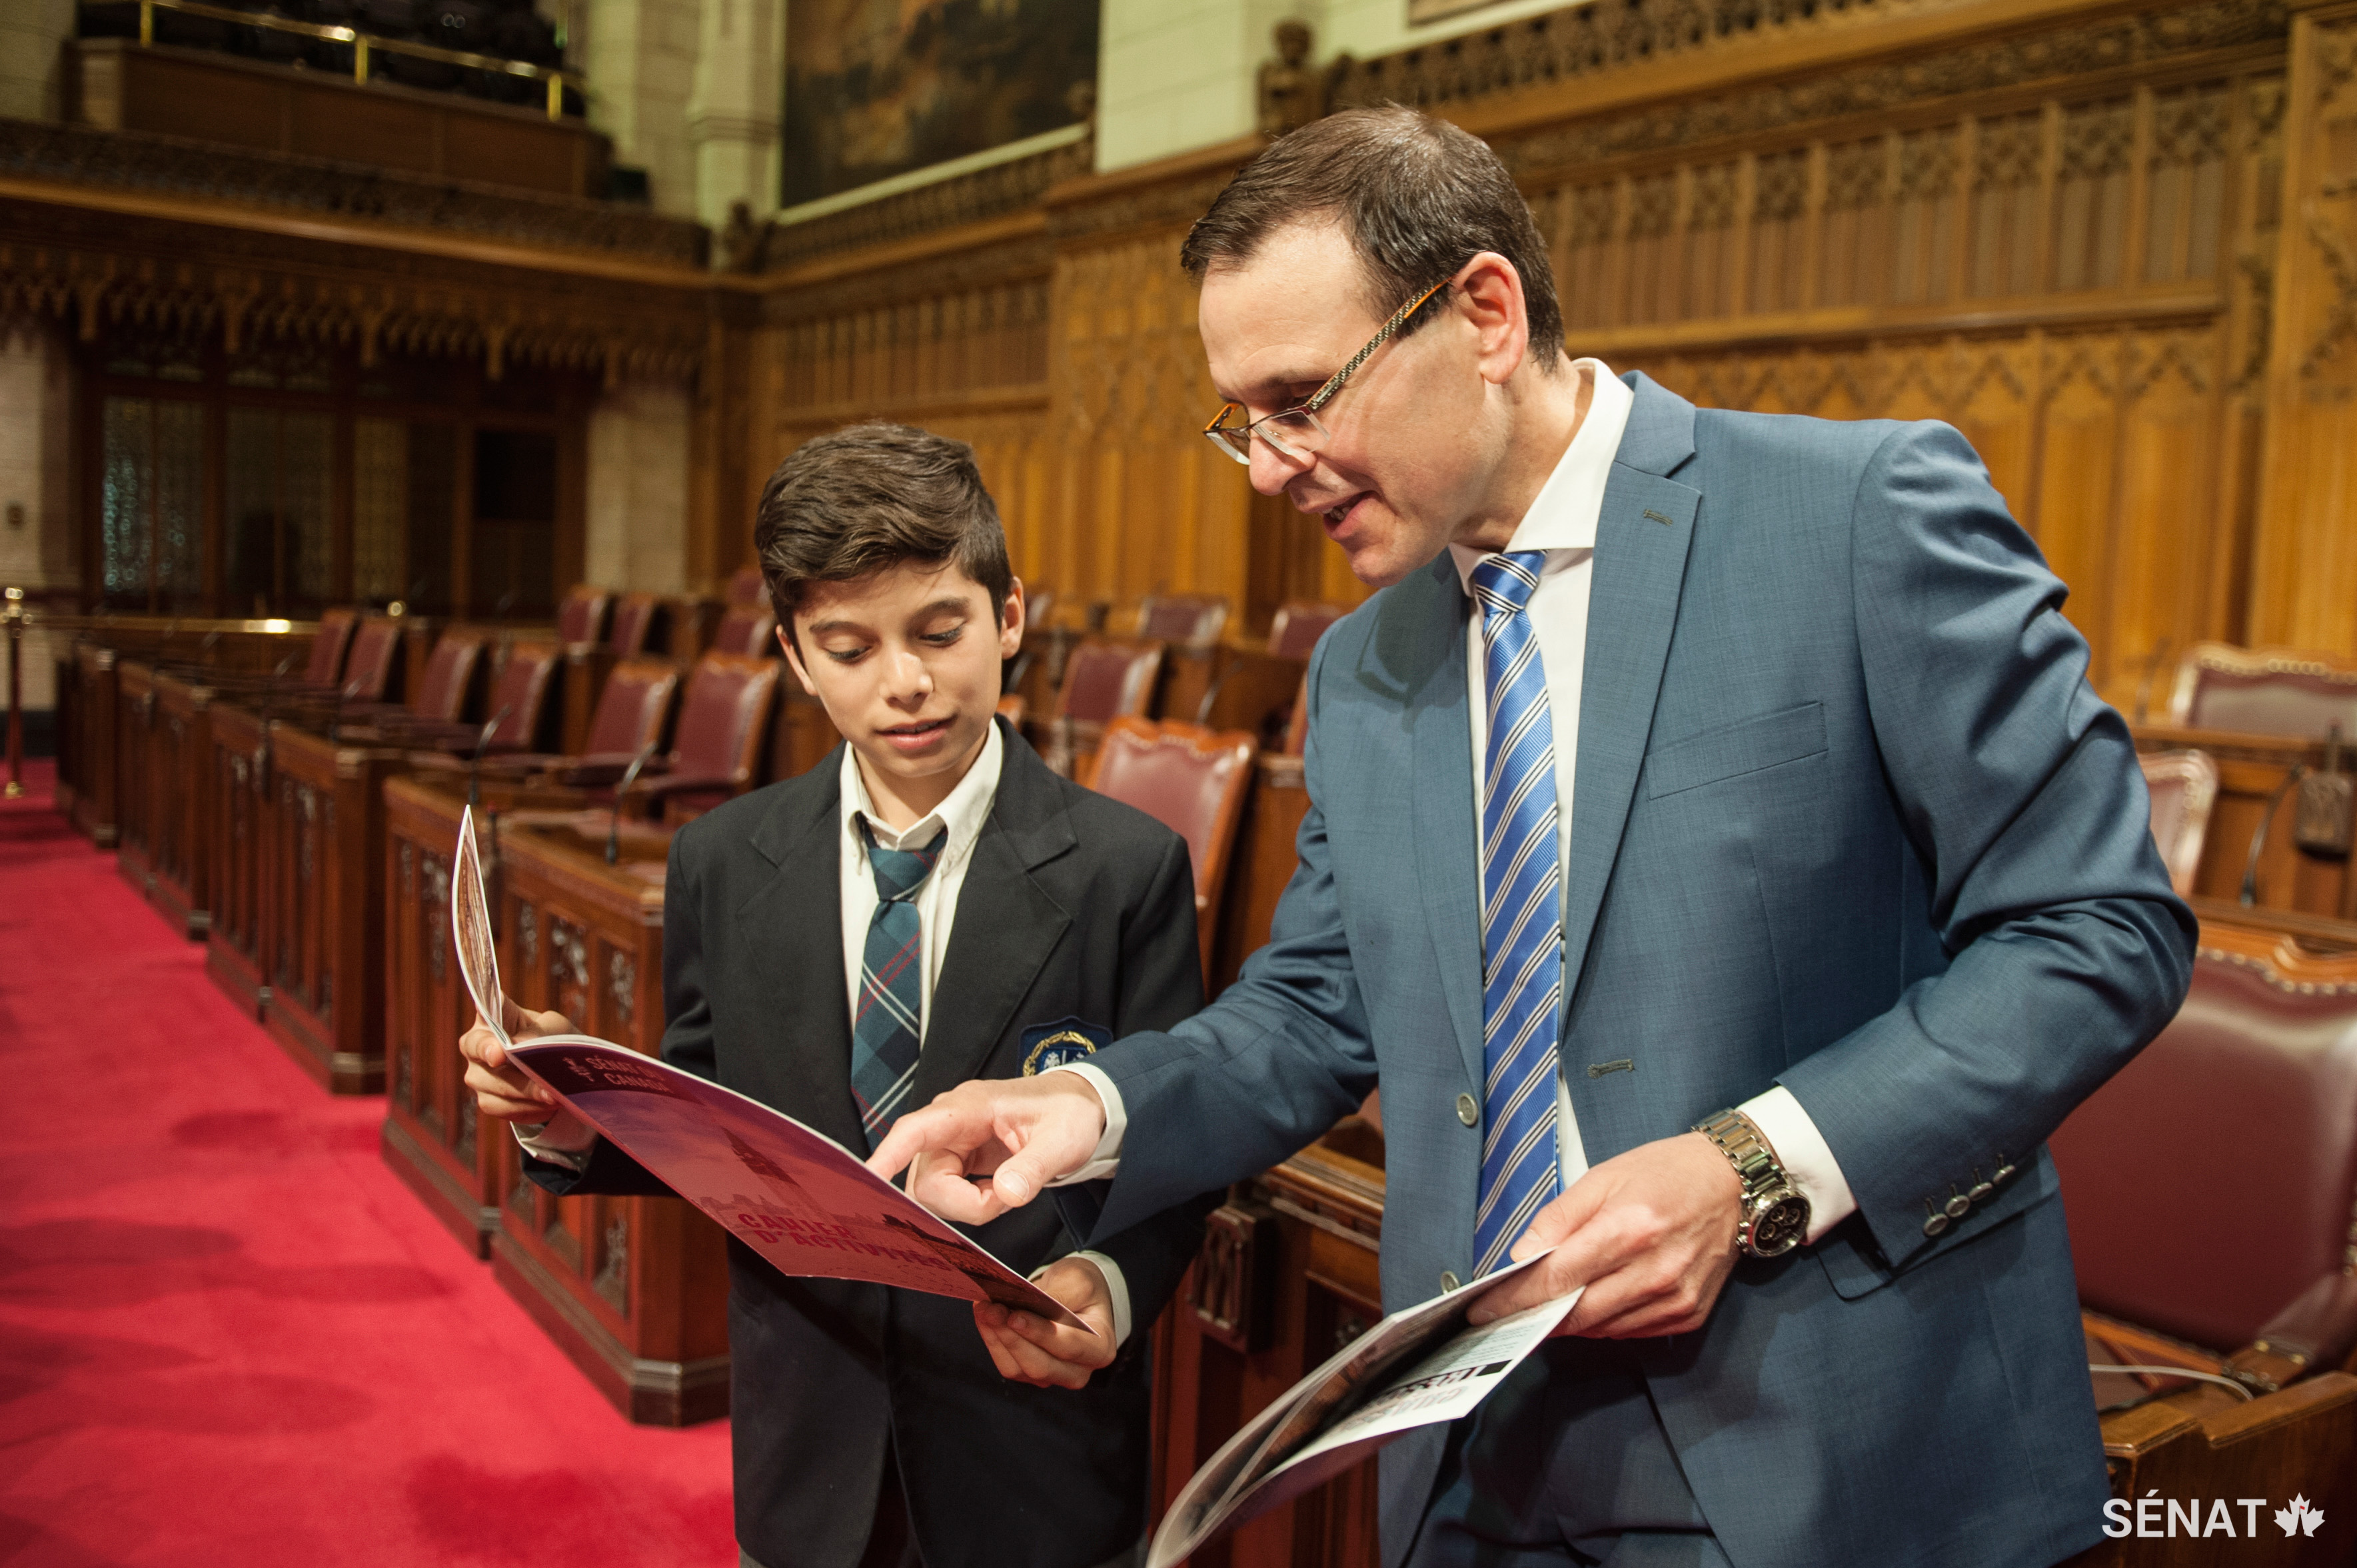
[780,562,1023,803]
[1197,222,1494,587]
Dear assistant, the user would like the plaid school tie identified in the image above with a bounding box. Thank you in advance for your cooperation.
[1470,551,1565,1277]
[851,817,947,1152]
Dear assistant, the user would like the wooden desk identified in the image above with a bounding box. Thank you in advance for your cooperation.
[1153,1119,1387,1568]
[383,775,597,1255]
[259,722,406,1094]
[149,671,222,938]
[2132,725,2354,920]
[114,658,160,898]
[486,816,730,1425]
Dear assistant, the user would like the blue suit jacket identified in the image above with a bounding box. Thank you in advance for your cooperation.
[1087,374,2194,1568]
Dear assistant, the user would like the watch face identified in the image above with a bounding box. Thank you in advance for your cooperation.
[1747,1193,1810,1257]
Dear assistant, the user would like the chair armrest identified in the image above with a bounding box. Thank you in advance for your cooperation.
[2246,1272,2357,1381]
[628,769,742,801]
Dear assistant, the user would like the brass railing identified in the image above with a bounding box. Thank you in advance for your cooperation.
[3,588,23,799]
[129,0,581,119]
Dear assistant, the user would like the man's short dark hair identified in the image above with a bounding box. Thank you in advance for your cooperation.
[1178,105,1564,370]
[753,423,1013,640]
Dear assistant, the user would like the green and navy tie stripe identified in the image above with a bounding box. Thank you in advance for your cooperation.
[1471,551,1564,1277]
[852,817,946,1152]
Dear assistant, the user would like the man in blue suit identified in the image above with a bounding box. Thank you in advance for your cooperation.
[872,107,2194,1567]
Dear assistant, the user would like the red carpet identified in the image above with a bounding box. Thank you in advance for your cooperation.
[0,763,735,1567]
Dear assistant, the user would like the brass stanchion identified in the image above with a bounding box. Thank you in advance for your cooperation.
[4,587,25,800]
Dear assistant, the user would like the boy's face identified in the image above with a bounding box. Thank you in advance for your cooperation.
[779,561,1024,812]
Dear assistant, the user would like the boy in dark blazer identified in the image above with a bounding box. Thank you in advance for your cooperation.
[461,423,1215,1568]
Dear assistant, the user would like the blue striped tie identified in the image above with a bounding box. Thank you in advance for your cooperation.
[1470,551,1564,1277]
[851,818,946,1152]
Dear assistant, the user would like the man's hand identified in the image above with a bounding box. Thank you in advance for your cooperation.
[459,998,583,1140]
[973,1257,1119,1389]
[865,1074,1107,1225]
[1466,1132,1745,1339]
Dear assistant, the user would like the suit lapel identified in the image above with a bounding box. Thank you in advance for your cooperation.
[1559,394,1700,997]
[914,728,1072,1106]
[738,756,865,1152]
[1407,562,1490,1096]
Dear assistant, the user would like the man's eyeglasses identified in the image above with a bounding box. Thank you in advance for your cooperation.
[1201,277,1452,466]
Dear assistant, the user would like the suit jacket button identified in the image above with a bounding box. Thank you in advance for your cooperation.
[1455,1094,1479,1127]
[1943,1193,1972,1219]
[1923,1211,1950,1237]
[1440,1271,1461,1293]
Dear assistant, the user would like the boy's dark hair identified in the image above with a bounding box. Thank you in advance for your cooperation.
[753,423,1013,641]
[1178,105,1563,371]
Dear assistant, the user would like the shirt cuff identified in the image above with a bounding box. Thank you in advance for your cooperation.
[1740,1085,1857,1245]
[1032,1251,1133,1347]
[1039,1063,1125,1184]
[513,1112,596,1170]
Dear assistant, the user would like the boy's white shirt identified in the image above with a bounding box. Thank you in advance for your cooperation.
[518,718,1134,1343]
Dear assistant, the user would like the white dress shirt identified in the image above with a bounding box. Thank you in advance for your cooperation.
[525,719,1136,1341]
[1062,359,1856,1248]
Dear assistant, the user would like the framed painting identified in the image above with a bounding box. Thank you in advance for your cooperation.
[781,0,1100,210]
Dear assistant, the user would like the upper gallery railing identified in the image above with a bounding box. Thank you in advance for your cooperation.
[121,0,582,119]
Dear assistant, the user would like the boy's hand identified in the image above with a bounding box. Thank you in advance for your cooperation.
[866,1074,1107,1225]
[460,999,584,1140]
[973,1257,1118,1389]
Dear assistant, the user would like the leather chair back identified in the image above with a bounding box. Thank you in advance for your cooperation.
[672,652,781,784]
[304,607,359,687]
[1090,720,1258,982]
[2052,929,2357,1353]
[2141,749,2218,897]
[584,658,682,757]
[556,585,612,646]
[1136,594,1228,648]
[339,616,404,702]
[709,604,779,658]
[1267,601,1345,661]
[2169,642,2357,738]
[608,592,664,657]
[483,638,560,749]
[725,566,768,606]
[1054,639,1164,725]
[410,629,487,723]
[1281,672,1311,756]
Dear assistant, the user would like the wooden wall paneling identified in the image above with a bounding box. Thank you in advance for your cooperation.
[2249,0,2357,655]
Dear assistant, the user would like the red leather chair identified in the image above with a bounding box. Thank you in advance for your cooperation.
[401,628,488,725]
[608,592,664,658]
[338,616,405,702]
[1042,637,1164,778]
[2168,642,2357,738]
[708,602,779,658]
[405,638,564,760]
[556,585,612,647]
[623,652,780,823]
[1088,718,1258,990]
[1136,594,1228,648]
[484,656,682,788]
[2141,749,2218,898]
[725,566,768,606]
[2050,922,2357,1555]
[1266,600,1346,661]
[303,606,359,688]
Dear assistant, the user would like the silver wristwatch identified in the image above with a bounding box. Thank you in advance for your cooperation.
[1692,1108,1811,1258]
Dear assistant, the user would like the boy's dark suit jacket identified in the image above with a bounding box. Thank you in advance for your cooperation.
[523,721,1215,1568]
